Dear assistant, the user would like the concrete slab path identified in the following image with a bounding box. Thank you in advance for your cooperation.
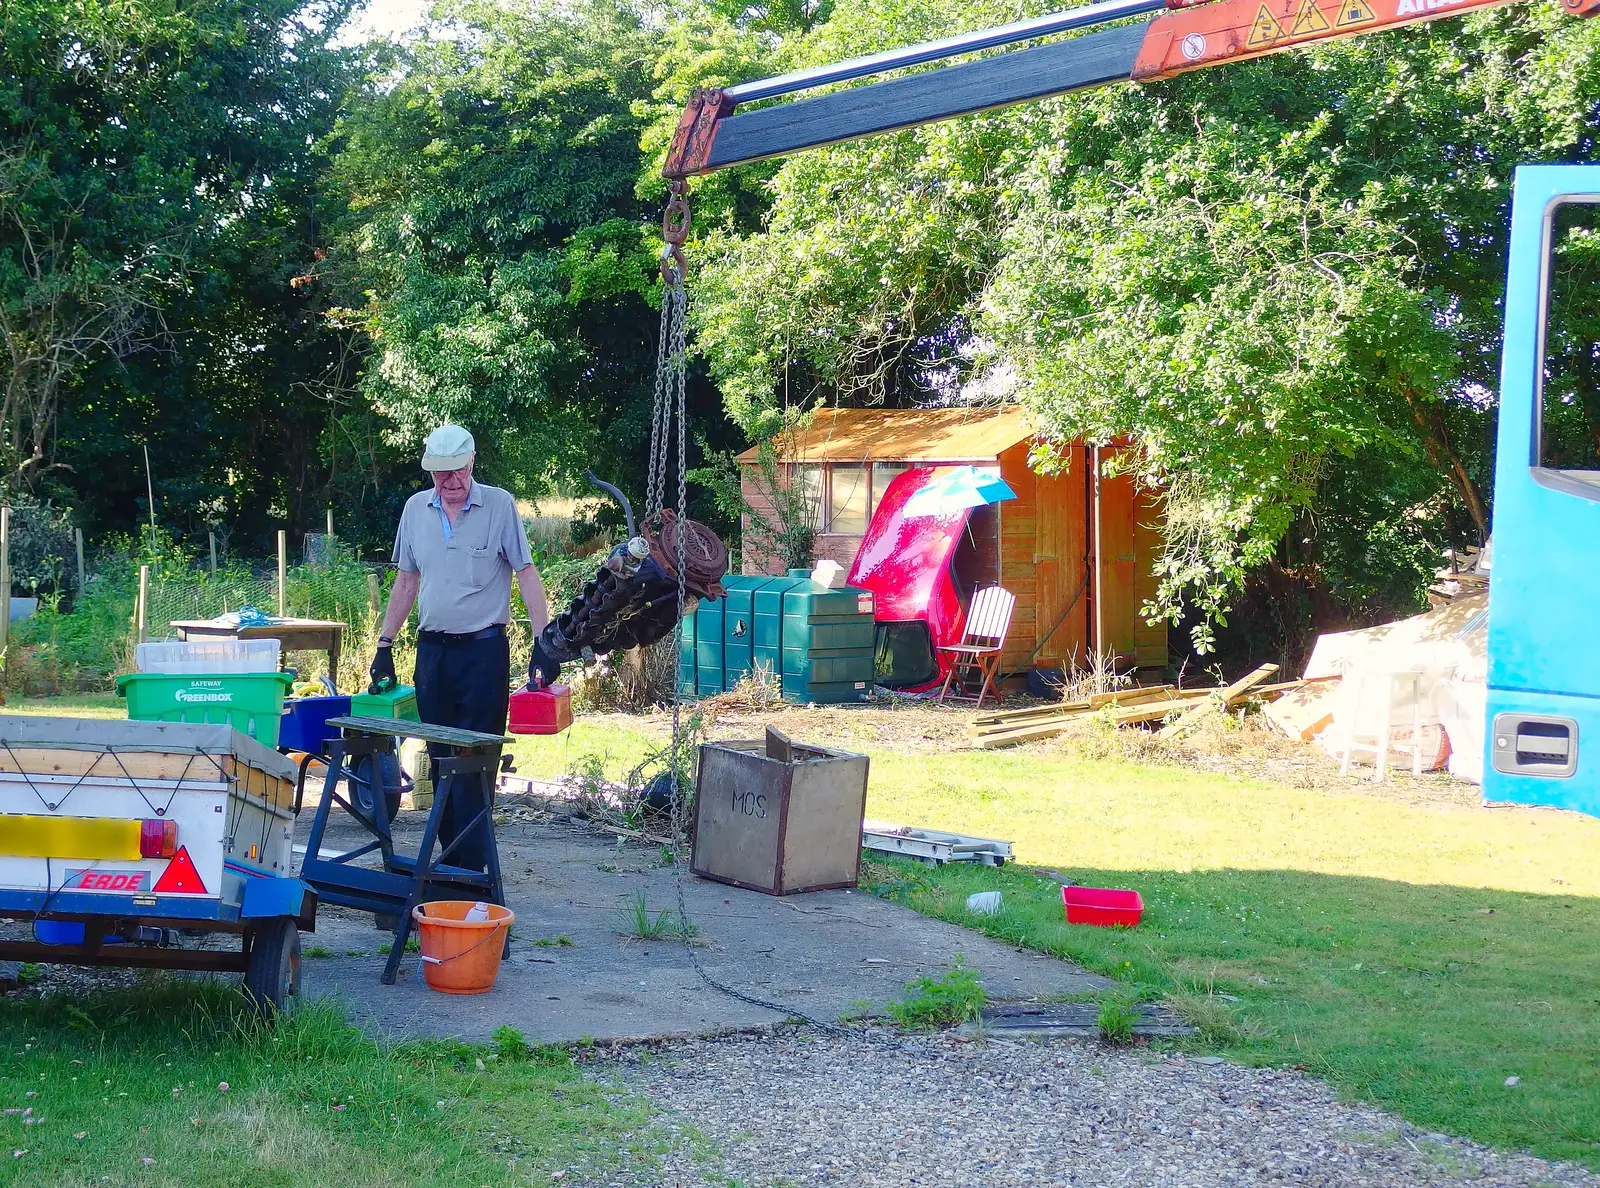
[298,801,1106,1044]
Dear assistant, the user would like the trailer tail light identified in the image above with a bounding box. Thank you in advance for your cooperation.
[140,819,178,859]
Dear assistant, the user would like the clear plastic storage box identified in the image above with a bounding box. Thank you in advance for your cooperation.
[135,639,281,674]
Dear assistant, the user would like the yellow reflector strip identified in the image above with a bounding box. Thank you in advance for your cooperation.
[0,815,143,860]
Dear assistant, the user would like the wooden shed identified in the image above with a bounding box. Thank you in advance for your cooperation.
[736,407,1168,675]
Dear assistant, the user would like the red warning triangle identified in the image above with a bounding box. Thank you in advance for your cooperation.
[152,846,208,895]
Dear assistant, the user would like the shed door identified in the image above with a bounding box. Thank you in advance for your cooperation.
[1033,445,1089,666]
[1095,465,1139,662]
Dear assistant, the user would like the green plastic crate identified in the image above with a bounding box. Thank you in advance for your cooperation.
[116,671,295,745]
[350,683,420,722]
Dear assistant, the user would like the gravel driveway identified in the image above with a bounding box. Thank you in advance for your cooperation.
[579,1031,1600,1187]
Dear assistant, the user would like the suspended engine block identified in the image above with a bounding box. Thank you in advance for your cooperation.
[538,508,727,664]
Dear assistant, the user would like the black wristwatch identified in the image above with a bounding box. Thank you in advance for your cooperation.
[378,635,394,647]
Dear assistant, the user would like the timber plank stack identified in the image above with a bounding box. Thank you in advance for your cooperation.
[968,664,1303,749]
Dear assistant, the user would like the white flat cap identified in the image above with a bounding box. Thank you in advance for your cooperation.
[421,424,475,471]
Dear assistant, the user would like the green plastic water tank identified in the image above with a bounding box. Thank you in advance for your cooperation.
[780,579,876,704]
[679,573,876,704]
[677,610,698,698]
[721,575,779,689]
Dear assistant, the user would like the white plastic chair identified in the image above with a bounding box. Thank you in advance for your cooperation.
[1338,668,1424,782]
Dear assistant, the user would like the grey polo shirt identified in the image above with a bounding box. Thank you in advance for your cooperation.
[393,480,534,634]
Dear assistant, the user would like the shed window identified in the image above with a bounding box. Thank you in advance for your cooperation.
[871,464,910,515]
[795,464,823,520]
[828,464,870,534]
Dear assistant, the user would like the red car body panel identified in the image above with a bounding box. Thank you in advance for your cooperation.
[847,467,973,692]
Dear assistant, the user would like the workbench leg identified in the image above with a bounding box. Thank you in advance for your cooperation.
[381,773,452,986]
[481,797,509,958]
[303,741,346,866]
[328,640,341,693]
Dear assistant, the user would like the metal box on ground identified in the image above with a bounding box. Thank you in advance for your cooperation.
[116,671,295,746]
[691,731,869,895]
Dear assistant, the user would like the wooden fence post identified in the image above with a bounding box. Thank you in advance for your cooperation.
[209,531,217,580]
[137,564,149,644]
[0,507,10,661]
[75,527,87,597]
[367,572,381,617]
[277,530,287,618]
[326,508,334,538]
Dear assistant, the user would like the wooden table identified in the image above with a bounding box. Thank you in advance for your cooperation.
[170,617,345,688]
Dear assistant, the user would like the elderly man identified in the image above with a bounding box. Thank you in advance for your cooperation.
[370,424,553,871]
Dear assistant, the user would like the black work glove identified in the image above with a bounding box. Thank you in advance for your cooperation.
[529,638,562,690]
[368,645,397,694]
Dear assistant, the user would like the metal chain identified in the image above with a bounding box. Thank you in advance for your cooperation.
[647,204,895,1042]
[645,288,672,520]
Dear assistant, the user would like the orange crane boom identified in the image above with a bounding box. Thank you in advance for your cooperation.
[663,0,1598,179]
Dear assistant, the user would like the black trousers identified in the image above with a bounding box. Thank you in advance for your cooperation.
[413,632,510,872]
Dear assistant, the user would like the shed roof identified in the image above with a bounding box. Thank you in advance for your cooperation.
[734,407,1033,465]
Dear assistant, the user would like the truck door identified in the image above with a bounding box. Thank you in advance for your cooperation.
[1483,165,1600,814]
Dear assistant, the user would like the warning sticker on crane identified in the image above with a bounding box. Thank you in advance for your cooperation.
[1335,0,1377,26]
[1246,4,1286,46]
[1289,0,1333,34]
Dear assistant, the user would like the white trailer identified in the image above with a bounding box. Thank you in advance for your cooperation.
[0,715,315,1009]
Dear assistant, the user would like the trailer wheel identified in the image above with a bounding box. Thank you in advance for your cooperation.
[243,919,301,1014]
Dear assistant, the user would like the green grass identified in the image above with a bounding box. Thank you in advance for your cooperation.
[850,746,1600,1165]
[1,694,122,718]
[508,720,655,784]
[615,890,693,941]
[0,981,662,1186]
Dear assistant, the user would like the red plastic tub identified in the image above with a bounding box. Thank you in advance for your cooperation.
[508,684,573,735]
[1062,885,1143,927]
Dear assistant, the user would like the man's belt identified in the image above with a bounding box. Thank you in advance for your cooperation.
[417,624,506,646]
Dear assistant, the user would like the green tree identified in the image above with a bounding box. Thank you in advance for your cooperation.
[2,0,367,548]
[329,0,723,508]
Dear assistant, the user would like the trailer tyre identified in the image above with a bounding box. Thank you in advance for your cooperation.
[244,919,301,1014]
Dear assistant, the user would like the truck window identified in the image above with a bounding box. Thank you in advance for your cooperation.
[1539,200,1600,493]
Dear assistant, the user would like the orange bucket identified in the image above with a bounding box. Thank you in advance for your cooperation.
[411,901,515,994]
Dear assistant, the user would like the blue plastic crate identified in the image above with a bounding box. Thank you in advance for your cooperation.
[279,695,352,753]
